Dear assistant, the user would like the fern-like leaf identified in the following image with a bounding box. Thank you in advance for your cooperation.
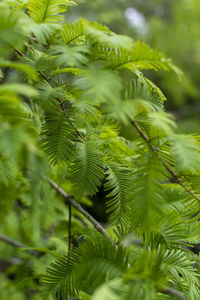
[106,41,181,75]
[28,0,76,24]
[170,134,200,175]
[162,248,199,286]
[76,66,122,104]
[36,81,69,107]
[0,0,27,8]
[104,162,131,225]
[41,113,75,165]
[70,141,104,196]
[125,80,164,111]
[0,7,27,54]
[62,18,88,44]
[51,45,89,67]
[43,235,128,298]
[29,21,60,44]
[0,59,38,81]
[129,152,167,232]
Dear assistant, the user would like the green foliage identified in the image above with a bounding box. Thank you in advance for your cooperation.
[70,141,104,196]
[28,0,76,23]
[36,81,68,106]
[43,234,200,299]
[129,152,167,232]
[0,6,27,54]
[105,41,180,74]
[104,161,131,225]
[75,0,200,130]
[1,1,200,300]
[170,134,200,175]
[41,113,75,165]
[44,234,129,298]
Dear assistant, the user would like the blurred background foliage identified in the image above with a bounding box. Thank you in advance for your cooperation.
[68,0,200,133]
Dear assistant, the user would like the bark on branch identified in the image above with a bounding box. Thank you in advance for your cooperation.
[49,179,112,241]
[162,287,184,299]
[0,234,42,257]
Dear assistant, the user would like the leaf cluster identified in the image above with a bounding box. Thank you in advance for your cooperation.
[0,1,200,300]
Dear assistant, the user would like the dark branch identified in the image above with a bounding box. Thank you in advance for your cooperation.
[132,121,158,152]
[68,202,72,251]
[49,179,112,241]
[162,287,184,299]
[14,48,25,57]
[132,121,200,203]
[0,234,43,257]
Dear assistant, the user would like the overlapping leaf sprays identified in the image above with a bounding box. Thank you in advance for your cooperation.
[0,0,200,299]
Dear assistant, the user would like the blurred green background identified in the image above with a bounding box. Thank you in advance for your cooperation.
[67,0,200,133]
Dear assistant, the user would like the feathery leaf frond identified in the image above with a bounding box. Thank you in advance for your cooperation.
[36,81,69,107]
[41,113,75,165]
[0,7,27,53]
[28,0,76,24]
[170,134,200,175]
[76,66,122,104]
[129,152,167,232]
[43,235,128,298]
[70,141,104,196]
[105,41,181,75]
[51,45,89,67]
[62,18,88,44]
[104,161,131,225]
[0,59,38,81]
[125,80,164,111]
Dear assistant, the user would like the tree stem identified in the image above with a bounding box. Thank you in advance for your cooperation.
[162,287,184,299]
[0,234,42,257]
[49,179,112,241]
[68,203,72,251]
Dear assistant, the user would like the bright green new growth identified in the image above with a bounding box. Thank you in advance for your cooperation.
[0,0,200,299]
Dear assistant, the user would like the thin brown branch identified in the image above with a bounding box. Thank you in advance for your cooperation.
[68,203,72,251]
[56,97,86,141]
[132,121,200,202]
[132,121,158,152]
[39,70,51,84]
[14,48,25,57]
[162,287,184,299]
[49,179,112,241]
[0,234,43,257]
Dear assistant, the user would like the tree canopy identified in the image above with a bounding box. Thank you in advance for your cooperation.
[0,0,200,299]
